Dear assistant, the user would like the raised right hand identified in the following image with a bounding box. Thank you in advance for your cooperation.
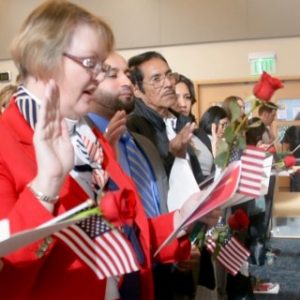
[31,80,74,198]
[169,122,195,158]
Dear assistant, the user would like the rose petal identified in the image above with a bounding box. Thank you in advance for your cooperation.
[253,71,283,101]
[283,155,297,168]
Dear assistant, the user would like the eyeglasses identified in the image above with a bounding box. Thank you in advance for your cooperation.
[143,72,179,89]
[63,52,111,78]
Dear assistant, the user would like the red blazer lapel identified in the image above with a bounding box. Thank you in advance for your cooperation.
[1,102,91,215]
[1,101,36,160]
[93,128,151,263]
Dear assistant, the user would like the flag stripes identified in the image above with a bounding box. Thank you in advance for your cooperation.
[206,236,250,276]
[54,215,139,280]
[237,146,267,197]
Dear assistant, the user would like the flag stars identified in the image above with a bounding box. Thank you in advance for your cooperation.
[77,215,110,238]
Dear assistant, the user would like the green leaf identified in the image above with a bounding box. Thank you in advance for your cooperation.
[218,139,229,153]
[276,151,292,159]
[236,135,246,150]
[215,139,229,168]
[229,101,241,123]
[215,150,229,168]
[224,126,235,143]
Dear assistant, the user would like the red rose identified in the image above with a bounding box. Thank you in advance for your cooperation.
[228,208,249,231]
[234,209,250,230]
[283,155,297,168]
[99,189,136,226]
[253,71,283,101]
[266,146,277,155]
[228,214,240,231]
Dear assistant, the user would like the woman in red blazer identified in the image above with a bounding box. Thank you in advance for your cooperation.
[0,2,221,300]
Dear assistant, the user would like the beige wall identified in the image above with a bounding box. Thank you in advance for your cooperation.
[1,36,300,89]
[1,0,300,60]
[119,37,300,81]
[1,0,300,90]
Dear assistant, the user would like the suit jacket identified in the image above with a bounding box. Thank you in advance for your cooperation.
[127,99,205,184]
[131,132,169,214]
[0,101,190,300]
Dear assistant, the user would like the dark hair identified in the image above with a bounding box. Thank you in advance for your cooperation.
[199,106,228,135]
[246,117,266,145]
[258,102,279,115]
[128,51,168,93]
[177,74,196,104]
[222,95,244,121]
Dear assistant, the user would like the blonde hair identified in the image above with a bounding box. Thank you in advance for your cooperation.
[10,0,114,80]
[222,95,244,121]
[0,84,17,113]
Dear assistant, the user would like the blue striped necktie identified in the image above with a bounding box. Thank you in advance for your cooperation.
[121,132,160,218]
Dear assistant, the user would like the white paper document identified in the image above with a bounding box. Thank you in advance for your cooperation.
[0,218,86,257]
[167,158,200,211]
[0,199,93,257]
[155,161,242,256]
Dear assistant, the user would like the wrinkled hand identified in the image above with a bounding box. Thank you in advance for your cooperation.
[169,122,195,158]
[32,80,74,196]
[175,245,200,272]
[104,110,127,148]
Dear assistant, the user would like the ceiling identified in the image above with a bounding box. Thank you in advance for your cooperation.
[0,0,300,60]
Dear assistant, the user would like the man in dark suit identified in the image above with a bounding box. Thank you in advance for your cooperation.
[88,52,176,299]
[88,52,222,300]
[88,52,169,217]
[127,51,205,185]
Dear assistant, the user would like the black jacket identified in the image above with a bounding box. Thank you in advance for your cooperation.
[127,98,205,184]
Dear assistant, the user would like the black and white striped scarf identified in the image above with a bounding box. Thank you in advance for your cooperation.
[15,85,108,200]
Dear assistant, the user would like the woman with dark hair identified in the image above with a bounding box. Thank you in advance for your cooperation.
[199,106,228,138]
[194,106,228,176]
[173,74,196,120]
[246,117,266,146]
[193,106,229,299]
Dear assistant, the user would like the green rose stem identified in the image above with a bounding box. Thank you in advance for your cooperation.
[222,98,262,168]
[69,207,102,221]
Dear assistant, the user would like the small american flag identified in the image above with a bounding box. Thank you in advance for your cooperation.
[206,236,250,276]
[237,146,267,198]
[54,215,139,280]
